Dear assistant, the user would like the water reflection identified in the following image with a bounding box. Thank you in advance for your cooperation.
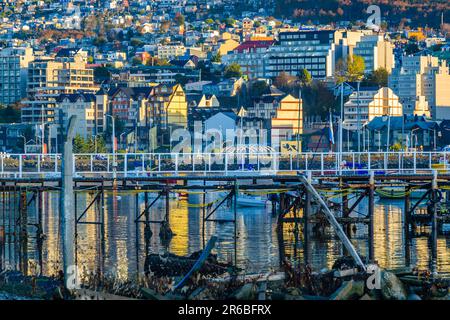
[0,191,448,282]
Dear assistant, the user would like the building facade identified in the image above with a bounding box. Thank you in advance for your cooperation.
[389,55,450,120]
[265,30,338,79]
[343,87,403,131]
[22,49,98,124]
[0,47,34,105]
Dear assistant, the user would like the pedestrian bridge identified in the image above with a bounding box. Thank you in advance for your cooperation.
[0,151,449,178]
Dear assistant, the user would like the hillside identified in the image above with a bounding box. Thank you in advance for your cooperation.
[275,0,450,28]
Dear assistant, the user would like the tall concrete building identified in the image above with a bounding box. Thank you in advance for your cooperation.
[343,87,403,131]
[352,34,395,74]
[389,55,450,119]
[22,48,98,124]
[0,47,34,105]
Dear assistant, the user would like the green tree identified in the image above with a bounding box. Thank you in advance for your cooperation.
[249,80,269,98]
[132,56,142,66]
[211,52,222,63]
[298,68,312,87]
[0,104,21,123]
[224,63,242,78]
[366,67,389,87]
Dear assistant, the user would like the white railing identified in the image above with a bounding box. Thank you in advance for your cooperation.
[0,151,449,178]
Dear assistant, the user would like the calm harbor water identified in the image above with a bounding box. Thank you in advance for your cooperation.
[0,191,449,281]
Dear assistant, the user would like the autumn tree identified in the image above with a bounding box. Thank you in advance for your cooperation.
[274,71,298,91]
[174,13,185,26]
[335,55,365,83]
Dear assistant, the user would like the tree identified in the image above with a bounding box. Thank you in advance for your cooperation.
[298,68,312,87]
[94,66,111,82]
[211,52,222,63]
[335,55,365,83]
[0,104,21,123]
[224,63,242,78]
[249,80,269,98]
[73,135,107,153]
[174,13,185,26]
[274,71,297,91]
[346,55,365,82]
[405,43,420,55]
[132,56,142,66]
[366,68,389,87]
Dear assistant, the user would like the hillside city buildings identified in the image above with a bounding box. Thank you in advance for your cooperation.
[0,0,449,153]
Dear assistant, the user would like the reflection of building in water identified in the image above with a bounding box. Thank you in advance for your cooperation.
[373,202,403,269]
[75,193,100,279]
[412,237,430,272]
[42,192,61,276]
[436,238,450,274]
[169,201,189,256]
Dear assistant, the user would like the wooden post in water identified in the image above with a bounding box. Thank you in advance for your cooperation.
[304,172,312,265]
[19,190,28,274]
[202,180,206,249]
[60,115,77,290]
[135,192,140,275]
[404,186,411,267]
[368,171,375,262]
[233,181,238,266]
[100,182,105,275]
[431,170,438,276]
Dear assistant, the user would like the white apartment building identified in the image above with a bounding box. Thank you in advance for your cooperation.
[157,44,186,60]
[53,91,107,139]
[389,55,450,119]
[344,87,403,131]
[265,30,338,79]
[0,47,34,105]
[22,48,98,124]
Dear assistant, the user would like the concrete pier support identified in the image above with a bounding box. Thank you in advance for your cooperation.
[60,115,77,290]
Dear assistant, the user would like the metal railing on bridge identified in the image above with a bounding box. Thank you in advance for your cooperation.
[1,151,450,178]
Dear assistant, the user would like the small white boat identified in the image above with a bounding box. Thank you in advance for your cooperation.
[236,194,270,207]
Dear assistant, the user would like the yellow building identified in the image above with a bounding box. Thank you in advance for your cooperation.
[218,39,240,56]
[148,84,188,130]
[271,94,303,152]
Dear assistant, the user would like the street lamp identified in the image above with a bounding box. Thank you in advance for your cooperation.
[411,127,420,151]
[19,135,27,154]
[120,132,127,152]
[106,114,117,179]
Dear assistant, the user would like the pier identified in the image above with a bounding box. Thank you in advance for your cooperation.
[0,168,449,279]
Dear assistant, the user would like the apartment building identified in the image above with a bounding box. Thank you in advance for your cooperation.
[22,48,98,124]
[389,55,450,120]
[265,30,338,79]
[343,87,403,131]
[352,34,395,74]
[222,39,275,80]
[53,91,107,140]
[148,84,188,130]
[0,47,34,105]
[157,44,186,60]
[109,86,152,128]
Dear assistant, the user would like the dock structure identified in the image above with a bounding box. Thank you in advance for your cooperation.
[0,158,450,282]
